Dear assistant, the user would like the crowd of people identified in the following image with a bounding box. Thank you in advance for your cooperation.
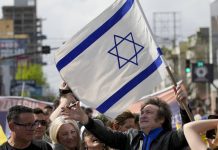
[0,82,218,150]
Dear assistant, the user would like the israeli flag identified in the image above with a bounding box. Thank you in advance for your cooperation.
[55,0,168,118]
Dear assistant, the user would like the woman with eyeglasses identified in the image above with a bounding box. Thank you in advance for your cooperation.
[49,116,81,150]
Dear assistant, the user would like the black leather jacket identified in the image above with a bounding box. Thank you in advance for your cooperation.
[85,109,190,150]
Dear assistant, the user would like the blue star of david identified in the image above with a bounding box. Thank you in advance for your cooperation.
[108,32,144,69]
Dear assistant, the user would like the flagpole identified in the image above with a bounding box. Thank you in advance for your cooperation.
[165,66,194,121]
[135,0,194,121]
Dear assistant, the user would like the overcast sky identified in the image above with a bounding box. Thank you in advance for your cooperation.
[0,0,215,93]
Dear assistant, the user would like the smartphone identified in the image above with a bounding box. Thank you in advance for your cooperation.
[68,101,77,108]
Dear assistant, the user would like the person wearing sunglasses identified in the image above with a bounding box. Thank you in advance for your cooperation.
[0,105,52,150]
[33,108,48,140]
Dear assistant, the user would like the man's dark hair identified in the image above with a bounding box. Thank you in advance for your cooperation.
[134,113,139,128]
[114,111,135,125]
[7,105,33,122]
[44,105,53,110]
[33,108,44,115]
[141,98,172,131]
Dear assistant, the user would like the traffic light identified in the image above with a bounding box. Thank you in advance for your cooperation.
[185,59,191,73]
[42,46,51,54]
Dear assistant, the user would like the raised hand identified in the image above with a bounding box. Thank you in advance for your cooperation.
[61,101,89,125]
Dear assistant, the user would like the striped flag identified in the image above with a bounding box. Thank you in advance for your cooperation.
[55,0,168,118]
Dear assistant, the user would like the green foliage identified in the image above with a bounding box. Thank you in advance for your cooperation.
[15,63,46,86]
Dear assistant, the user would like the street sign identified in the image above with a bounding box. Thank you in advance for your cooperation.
[11,80,36,87]
[192,63,213,83]
[10,80,36,96]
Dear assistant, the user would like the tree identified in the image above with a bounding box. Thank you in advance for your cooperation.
[15,63,46,86]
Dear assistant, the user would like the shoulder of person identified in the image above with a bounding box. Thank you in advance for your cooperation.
[126,128,141,137]
[158,129,187,144]
[53,144,65,150]
[31,140,53,150]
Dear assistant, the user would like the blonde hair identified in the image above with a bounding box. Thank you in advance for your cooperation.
[49,116,80,149]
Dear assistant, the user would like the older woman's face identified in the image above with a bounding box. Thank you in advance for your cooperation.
[57,123,79,150]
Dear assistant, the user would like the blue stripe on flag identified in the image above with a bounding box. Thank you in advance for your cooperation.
[96,55,163,113]
[157,47,163,55]
[56,0,134,71]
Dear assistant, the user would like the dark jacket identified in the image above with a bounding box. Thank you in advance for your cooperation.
[85,109,190,150]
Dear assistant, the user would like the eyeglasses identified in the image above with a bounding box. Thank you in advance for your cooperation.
[34,120,47,126]
[13,121,36,130]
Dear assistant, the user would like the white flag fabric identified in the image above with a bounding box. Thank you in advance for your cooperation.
[55,0,168,118]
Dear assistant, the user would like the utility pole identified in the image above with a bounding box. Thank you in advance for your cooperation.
[153,11,181,78]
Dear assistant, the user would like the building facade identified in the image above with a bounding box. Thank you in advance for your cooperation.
[211,0,218,79]
[2,0,44,64]
[0,0,46,96]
